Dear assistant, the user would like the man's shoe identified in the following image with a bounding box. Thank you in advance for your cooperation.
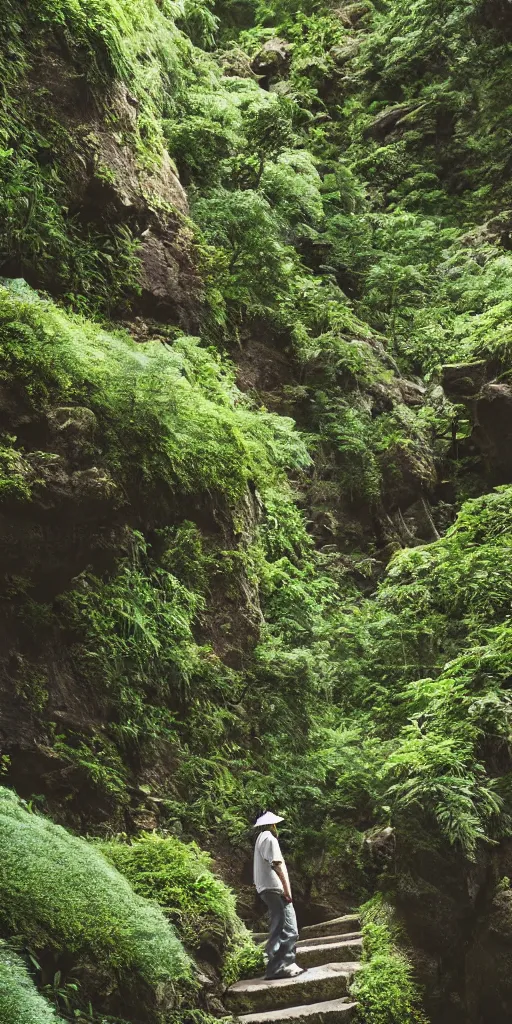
[267,965,306,980]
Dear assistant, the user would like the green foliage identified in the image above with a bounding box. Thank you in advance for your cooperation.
[5,0,512,989]
[52,733,129,803]
[60,541,206,740]
[177,0,219,50]
[496,876,511,893]
[222,937,265,988]
[240,97,297,184]
[0,285,309,503]
[0,438,32,501]
[332,486,512,858]
[259,151,324,233]
[100,832,240,950]
[0,788,192,996]
[0,943,63,1024]
[193,187,296,312]
[169,1014,233,1024]
[353,895,428,1024]
[100,834,264,984]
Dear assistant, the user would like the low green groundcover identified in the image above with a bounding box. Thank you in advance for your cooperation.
[0,943,63,1024]
[0,788,192,993]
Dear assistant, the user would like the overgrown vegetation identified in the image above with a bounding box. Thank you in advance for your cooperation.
[4,0,512,1019]
[353,895,427,1024]
[100,833,264,983]
[0,0,204,311]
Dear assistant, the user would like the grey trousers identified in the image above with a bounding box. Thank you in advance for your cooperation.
[260,889,299,979]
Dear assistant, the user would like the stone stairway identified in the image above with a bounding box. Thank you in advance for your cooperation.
[226,914,362,1024]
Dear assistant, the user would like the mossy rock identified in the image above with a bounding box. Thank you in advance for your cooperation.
[0,788,193,1020]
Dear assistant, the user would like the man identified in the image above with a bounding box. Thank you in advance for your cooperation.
[253,810,305,980]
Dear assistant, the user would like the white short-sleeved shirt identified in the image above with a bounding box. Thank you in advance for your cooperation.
[253,830,291,894]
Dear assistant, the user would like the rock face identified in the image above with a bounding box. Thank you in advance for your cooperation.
[389,833,512,1024]
[15,40,203,327]
[465,889,512,1023]
[333,2,372,28]
[442,361,488,398]
[251,38,292,88]
[364,104,417,140]
[234,332,440,563]
[0,322,264,827]
[442,360,512,481]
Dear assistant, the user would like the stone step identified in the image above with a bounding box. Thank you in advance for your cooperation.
[297,932,362,949]
[225,962,361,1015]
[252,930,362,949]
[297,939,363,970]
[300,916,360,940]
[237,996,358,1024]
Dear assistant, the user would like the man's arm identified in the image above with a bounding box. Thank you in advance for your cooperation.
[273,861,292,902]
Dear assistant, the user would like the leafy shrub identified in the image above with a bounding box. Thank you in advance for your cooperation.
[0,286,310,504]
[192,187,296,311]
[353,895,428,1024]
[100,833,240,951]
[0,440,33,502]
[222,938,265,987]
[100,834,264,983]
[332,486,512,858]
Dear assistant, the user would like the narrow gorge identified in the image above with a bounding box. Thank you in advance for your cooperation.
[1,1,512,1022]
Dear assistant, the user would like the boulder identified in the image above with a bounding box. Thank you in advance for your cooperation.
[397,378,427,406]
[363,826,395,869]
[365,104,417,140]
[23,44,202,328]
[460,210,512,250]
[330,41,361,65]
[441,361,487,399]
[333,2,372,28]
[251,38,292,86]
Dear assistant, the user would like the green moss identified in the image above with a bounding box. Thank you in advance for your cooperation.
[100,832,240,950]
[0,942,63,1024]
[0,788,192,997]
